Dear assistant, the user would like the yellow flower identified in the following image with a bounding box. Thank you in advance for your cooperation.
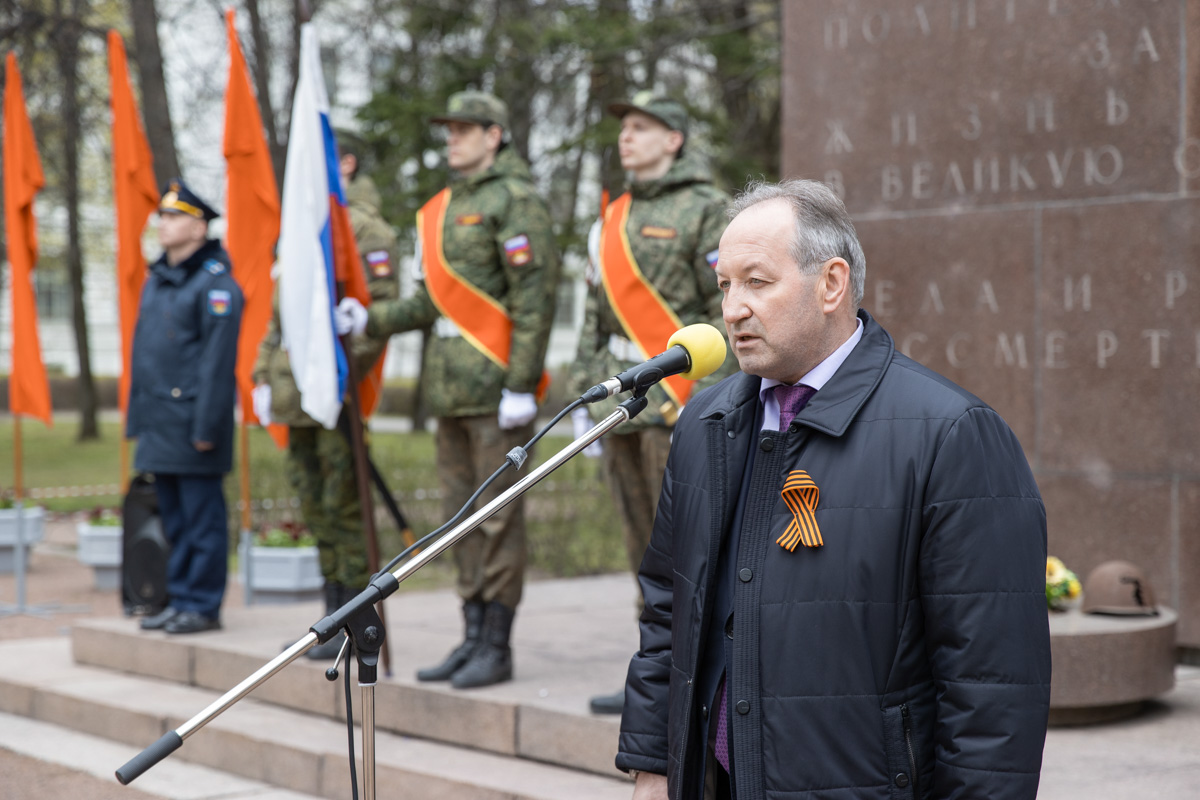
[1067,577,1081,599]
[1046,556,1066,584]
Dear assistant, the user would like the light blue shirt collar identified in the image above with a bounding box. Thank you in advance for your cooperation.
[758,317,864,432]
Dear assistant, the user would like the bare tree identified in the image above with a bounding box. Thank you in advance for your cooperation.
[128,0,179,185]
[51,0,99,440]
[244,0,286,184]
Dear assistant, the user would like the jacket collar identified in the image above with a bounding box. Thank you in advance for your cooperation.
[151,238,222,285]
[699,309,894,438]
[628,151,714,200]
[451,147,532,190]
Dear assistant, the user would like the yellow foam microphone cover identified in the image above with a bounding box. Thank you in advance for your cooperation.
[668,323,728,381]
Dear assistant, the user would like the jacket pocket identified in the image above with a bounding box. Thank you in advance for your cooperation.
[148,384,198,436]
[881,704,920,800]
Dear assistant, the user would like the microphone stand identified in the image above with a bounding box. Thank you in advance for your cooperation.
[116,393,649,798]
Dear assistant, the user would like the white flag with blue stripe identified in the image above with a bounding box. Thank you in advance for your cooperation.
[278,23,349,430]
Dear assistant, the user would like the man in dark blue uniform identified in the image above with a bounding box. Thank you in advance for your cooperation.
[128,179,244,635]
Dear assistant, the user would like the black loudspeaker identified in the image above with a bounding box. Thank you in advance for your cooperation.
[122,473,170,615]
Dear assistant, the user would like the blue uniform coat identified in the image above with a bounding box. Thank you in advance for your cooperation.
[127,239,244,475]
[616,310,1051,800]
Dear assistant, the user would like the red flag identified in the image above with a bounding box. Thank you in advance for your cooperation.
[4,52,52,425]
[222,9,287,447]
[108,31,159,415]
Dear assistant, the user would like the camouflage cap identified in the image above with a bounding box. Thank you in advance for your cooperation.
[430,91,509,131]
[607,90,688,135]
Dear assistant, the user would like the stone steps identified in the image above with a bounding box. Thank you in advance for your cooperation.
[0,638,629,799]
[0,709,324,799]
[0,574,641,798]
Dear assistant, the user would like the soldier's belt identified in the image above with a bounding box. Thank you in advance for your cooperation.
[607,334,643,363]
[434,317,462,338]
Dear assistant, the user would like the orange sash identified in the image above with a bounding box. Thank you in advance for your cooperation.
[417,189,548,398]
[599,193,691,407]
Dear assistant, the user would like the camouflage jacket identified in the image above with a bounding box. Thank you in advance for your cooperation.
[253,173,399,427]
[570,152,733,430]
[364,148,560,418]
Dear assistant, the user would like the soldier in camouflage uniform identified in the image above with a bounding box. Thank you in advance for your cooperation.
[252,130,398,659]
[337,92,560,689]
[569,93,732,713]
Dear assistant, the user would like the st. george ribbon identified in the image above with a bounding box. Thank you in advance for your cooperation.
[581,322,728,403]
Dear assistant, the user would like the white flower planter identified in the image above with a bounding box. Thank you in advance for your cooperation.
[77,522,124,591]
[240,544,323,604]
[0,506,45,573]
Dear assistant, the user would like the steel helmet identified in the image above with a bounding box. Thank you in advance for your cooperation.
[1081,560,1159,616]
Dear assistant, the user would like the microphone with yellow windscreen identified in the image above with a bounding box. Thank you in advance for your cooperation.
[581,323,728,403]
[667,323,728,381]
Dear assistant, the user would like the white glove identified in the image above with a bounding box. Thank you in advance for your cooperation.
[252,384,272,425]
[498,389,538,430]
[585,217,602,286]
[335,297,368,336]
[571,407,603,458]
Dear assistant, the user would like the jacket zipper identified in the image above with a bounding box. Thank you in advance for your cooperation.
[900,703,920,799]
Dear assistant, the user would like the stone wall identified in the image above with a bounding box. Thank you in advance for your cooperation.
[782,1,1200,645]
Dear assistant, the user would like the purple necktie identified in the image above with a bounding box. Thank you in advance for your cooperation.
[714,679,731,771]
[773,383,817,430]
[714,384,819,772]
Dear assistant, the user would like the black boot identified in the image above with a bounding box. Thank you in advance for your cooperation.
[451,601,514,689]
[306,582,349,660]
[416,600,485,681]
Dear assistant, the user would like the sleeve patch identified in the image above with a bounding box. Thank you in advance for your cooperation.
[641,225,677,239]
[207,289,232,316]
[205,260,226,275]
[366,250,392,277]
[504,234,533,266]
[705,249,719,268]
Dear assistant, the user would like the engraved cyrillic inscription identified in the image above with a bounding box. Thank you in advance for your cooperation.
[825,120,854,154]
[1167,271,1187,310]
[792,1,1178,211]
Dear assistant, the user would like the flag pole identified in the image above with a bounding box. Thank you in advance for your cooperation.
[13,417,28,611]
[238,418,255,605]
[13,415,23,501]
[337,311,392,678]
[10,416,28,613]
[119,431,130,493]
[239,422,252,533]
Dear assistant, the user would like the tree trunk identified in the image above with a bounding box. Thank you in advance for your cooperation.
[697,0,781,184]
[55,0,99,440]
[282,0,307,149]
[244,0,285,185]
[128,0,179,186]
[592,0,630,195]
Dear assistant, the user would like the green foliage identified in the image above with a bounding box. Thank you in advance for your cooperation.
[86,506,122,526]
[256,521,317,548]
[355,0,781,260]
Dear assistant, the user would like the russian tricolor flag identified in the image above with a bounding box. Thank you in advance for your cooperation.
[277,23,368,430]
